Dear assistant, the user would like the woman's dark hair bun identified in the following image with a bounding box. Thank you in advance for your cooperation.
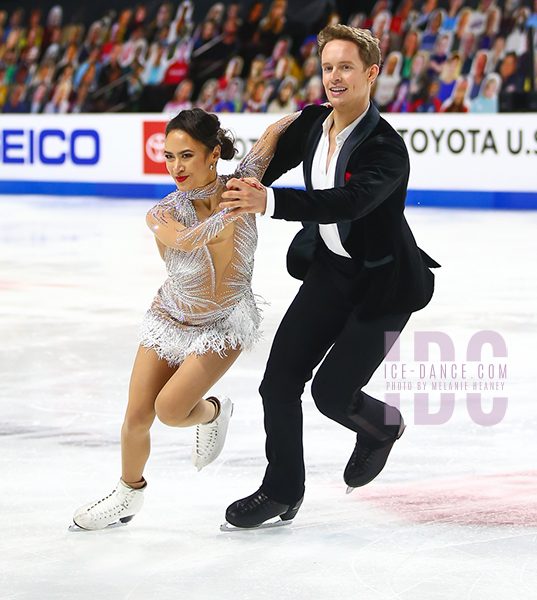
[217,127,236,160]
[166,108,237,160]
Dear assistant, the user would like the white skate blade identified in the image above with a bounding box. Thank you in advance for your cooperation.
[68,519,130,532]
[346,486,355,495]
[219,518,292,532]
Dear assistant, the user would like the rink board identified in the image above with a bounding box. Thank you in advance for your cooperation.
[0,112,536,209]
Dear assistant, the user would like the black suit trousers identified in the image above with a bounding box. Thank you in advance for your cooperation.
[259,245,411,504]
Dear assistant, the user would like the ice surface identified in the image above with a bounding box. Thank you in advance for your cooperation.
[1,196,536,600]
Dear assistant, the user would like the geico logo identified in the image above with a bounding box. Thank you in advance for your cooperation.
[1,129,100,165]
[145,132,166,163]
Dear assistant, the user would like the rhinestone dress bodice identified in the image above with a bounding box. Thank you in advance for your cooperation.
[139,112,299,366]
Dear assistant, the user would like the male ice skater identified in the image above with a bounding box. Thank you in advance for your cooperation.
[220,24,439,528]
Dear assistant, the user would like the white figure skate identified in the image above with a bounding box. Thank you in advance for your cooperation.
[191,396,233,470]
[70,479,146,531]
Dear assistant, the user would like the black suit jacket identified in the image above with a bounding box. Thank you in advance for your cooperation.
[262,103,439,318]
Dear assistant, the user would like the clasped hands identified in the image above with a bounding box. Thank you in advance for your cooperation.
[220,177,267,219]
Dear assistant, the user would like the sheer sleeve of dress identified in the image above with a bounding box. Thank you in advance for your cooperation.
[146,202,237,253]
[227,111,301,183]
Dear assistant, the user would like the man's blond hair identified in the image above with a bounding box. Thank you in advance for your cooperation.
[317,25,382,68]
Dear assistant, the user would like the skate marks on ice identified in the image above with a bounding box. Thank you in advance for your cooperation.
[354,470,537,526]
[68,518,132,532]
[219,518,292,532]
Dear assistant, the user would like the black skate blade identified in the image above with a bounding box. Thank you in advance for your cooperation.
[68,520,129,532]
[219,518,291,532]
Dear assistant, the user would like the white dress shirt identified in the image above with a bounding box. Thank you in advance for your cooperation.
[264,106,369,258]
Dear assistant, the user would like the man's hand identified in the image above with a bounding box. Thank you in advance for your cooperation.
[220,177,267,219]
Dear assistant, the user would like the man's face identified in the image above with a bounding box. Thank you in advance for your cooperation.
[321,40,377,113]
[500,55,516,79]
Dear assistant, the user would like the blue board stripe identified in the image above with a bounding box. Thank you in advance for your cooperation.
[1,180,537,209]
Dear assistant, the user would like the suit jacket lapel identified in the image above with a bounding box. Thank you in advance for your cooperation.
[334,102,380,187]
[336,103,380,242]
[303,112,326,192]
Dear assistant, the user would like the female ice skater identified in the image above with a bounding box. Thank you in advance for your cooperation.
[71,107,297,530]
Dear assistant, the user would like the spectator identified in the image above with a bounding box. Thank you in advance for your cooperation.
[470,0,496,37]
[195,77,218,111]
[420,9,445,52]
[471,72,501,112]
[412,78,442,111]
[237,1,264,70]
[125,60,144,110]
[119,26,148,68]
[374,51,402,110]
[0,67,8,109]
[78,22,104,65]
[43,80,70,113]
[2,82,29,112]
[499,51,523,92]
[426,33,452,79]
[244,54,266,100]
[168,1,194,45]
[266,55,292,101]
[29,82,48,113]
[193,19,217,54]
[74,47,102,90]
[267,75,297,112]
[142,45,170,85]
[146,2,173,44]
[56,43,79,77]
[161,41,190,85]
[452,8,473,52]
[388,80,412,111]
[469,50,489,99]
[41,26,62,65]
[441,0,464,33]
[505,7,530,55]
[390,0,414,36]
[297,54,320,102]
[400,29,420,79]
[163,78,194,114]
[488,35,506,73]
[214,76,244,112]
[437,51,462,101]
[441,76,470,111]
[371,10,392,40]
[239,1,264,49]
[459,33,477,74]
[256,0,287,57]
[217,55,244,98]
[415,0,438,30]
[70,82,92,113]
[296,74,324,109]
[243,79,267,111]
[109,9,133,44]
[263,36,291,79]
[480,7,501,50]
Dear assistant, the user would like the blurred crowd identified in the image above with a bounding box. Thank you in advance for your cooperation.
[1,0,536,116]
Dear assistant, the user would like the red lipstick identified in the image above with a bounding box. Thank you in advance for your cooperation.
[176,175,188,182]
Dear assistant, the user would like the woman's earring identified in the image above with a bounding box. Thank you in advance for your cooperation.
[210,163,215,171]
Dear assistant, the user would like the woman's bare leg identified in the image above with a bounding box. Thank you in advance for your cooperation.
[121,345,178,485]
[154,347,242,428]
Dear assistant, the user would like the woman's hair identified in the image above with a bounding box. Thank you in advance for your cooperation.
[165,108,236,160]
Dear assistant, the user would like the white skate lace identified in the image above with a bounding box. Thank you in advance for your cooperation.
[86,487,136,519]
[194,421,219,457]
